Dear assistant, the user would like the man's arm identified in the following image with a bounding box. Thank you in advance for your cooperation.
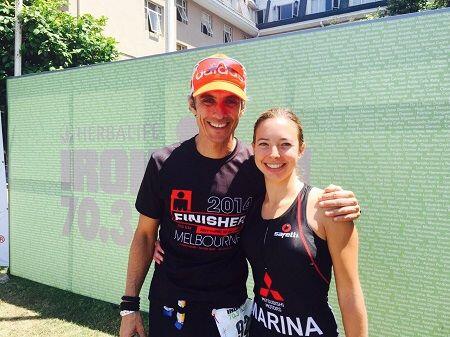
[120,214,159,337]
[319,184,361,221]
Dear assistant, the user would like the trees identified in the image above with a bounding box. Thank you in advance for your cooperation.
[387,0,449,15]
[0,0,118,150]
[427,0,450,9]
[387,0,428,14]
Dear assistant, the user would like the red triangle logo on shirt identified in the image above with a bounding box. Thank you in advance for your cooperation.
[259,272,284,302]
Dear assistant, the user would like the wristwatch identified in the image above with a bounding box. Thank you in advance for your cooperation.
[120,310,136,317]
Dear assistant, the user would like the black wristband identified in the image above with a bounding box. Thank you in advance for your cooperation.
[121,295,140,303]
[120,301,140,311]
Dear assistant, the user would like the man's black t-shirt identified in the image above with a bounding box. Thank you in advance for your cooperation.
[136,137,264,307]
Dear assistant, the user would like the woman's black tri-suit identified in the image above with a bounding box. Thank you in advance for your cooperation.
[241,184,339,337]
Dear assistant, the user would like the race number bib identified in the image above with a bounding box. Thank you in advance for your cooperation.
[212,298,253,337]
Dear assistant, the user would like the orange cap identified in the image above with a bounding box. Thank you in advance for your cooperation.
[190,54,247,101]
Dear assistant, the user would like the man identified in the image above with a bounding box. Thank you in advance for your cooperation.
[119,54,361,337]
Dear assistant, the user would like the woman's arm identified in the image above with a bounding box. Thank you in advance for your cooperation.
[322,214,368,337]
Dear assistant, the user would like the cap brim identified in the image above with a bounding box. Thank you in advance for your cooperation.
[193,81,248,101]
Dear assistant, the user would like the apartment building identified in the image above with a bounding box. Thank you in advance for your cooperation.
[66,0,259,59]
[255,0,387,35]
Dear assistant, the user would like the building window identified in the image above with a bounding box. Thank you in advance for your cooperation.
[277,4,293,20]
[293,1,300,16]
[176,0,188,24]
[201,12,213,36]
[256,9,265,24]
[146,1,163,35]
[249,8,256,22]
[333,0,340,8]
[224,25,232,43]
[349,0,376,5]
[176,43,187,51]
[308,0,326,14]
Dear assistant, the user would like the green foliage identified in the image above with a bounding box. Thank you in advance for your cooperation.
[0,0,118,130]
[387,0,449,14]
[0,1,15,82]
[426,0,450,9]
[364,0,448,24]
[387,0,428,14]
[364,7,388,19]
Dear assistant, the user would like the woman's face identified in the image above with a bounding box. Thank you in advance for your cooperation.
[253,117,302,184]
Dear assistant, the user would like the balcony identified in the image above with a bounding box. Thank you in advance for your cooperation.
[193,0,258,35]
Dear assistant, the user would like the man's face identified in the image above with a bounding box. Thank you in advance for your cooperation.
[191,90,243,146]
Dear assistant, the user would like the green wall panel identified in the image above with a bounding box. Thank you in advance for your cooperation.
[7,9,450,336]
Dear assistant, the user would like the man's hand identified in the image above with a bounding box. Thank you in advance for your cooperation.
[153,240,165,264]
[318,184,361,222]
[119,311,146,337]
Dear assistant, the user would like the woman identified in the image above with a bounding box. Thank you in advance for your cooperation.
[241,108,367,337]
